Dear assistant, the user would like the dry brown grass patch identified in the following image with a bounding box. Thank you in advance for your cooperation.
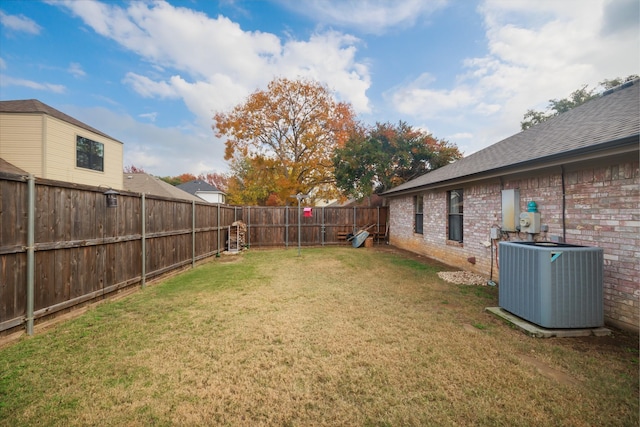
[0,247,637,426]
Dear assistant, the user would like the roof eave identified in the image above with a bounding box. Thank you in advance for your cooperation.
[382,134,639,197]
[0,102,124,145]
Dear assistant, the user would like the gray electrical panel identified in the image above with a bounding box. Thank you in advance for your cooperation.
[499,241,604,328]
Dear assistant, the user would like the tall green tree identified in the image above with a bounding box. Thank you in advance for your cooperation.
[333,121,462,199]
[521,75,638,130]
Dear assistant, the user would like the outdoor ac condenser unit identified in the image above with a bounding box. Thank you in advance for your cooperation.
[498,241,604,328]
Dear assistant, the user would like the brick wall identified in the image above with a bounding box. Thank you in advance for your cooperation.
[388,159,639,332]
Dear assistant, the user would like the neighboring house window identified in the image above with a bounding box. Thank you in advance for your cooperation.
[76,136,104,172]
[414,194,423,234]
[448,189,463,242]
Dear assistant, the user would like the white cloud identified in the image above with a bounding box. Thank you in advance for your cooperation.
[57,0,372,121]
[474,102,501,116]
[0,75,65,93]
[0,10,42,34]
[124,145,165,171]
[600,0,639,36]
[138,112,157,122]
[167,74,251,128]
[122,73,179,99]
[447,132,473,140]
[0,57,6,70]
[279,31,371,111]
[387,0,640,154]
[274,0,449,34]
[389,75,476,118]
[67,62,86,78]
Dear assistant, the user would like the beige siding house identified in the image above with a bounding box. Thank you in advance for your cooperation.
[0,99,123,190]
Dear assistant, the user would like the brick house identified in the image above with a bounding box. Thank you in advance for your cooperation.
[383,81,639,332]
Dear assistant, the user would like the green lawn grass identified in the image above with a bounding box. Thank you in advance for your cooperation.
[1,247,637,426]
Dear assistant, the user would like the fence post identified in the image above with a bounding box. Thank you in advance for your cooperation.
[26,174,35,335]
[285,206,289,248]
[247,207,251,248]
[217,203,221,256]
[321,206,325,246]
[141,194,146,288]
[192,201,196,268]
[377,206,380,244]
[297,199,301,256]
[353,206,357,233]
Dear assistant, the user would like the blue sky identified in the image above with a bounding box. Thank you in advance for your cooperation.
[1,0,638,177]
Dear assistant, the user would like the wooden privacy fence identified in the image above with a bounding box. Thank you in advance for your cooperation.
[239,205,388,248]
[0,173,239,335]
[0,172,389,335]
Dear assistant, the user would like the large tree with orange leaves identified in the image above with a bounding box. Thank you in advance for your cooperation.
[213,78,356,205]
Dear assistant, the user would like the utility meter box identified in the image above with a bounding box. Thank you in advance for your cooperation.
[490,227,500,240]
[519,212,540,233]
[501,189,520,231]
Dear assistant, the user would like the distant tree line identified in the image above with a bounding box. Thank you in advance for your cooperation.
[212,78,461,205]
[520,75,638,130]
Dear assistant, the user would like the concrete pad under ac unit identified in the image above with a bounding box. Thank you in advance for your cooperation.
[485,307,611,338]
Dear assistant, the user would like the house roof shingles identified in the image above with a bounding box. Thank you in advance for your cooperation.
[0,99,122,144]
[0,158,28,175]
[123,173,203,202]
[176,180,223,195]
[384,80,640,196]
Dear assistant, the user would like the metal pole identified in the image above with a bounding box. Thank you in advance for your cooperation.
[285,206,289,248]
[192,201,196,268]
[290,194,309,255]
[298,197,302,256]
[141,194,146,288]
[217,203,221,256]
[26,175,35,335]
[377,206,380,245]
[321,206,325,246]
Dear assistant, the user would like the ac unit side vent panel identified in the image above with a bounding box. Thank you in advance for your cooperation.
[498,241,604,328]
